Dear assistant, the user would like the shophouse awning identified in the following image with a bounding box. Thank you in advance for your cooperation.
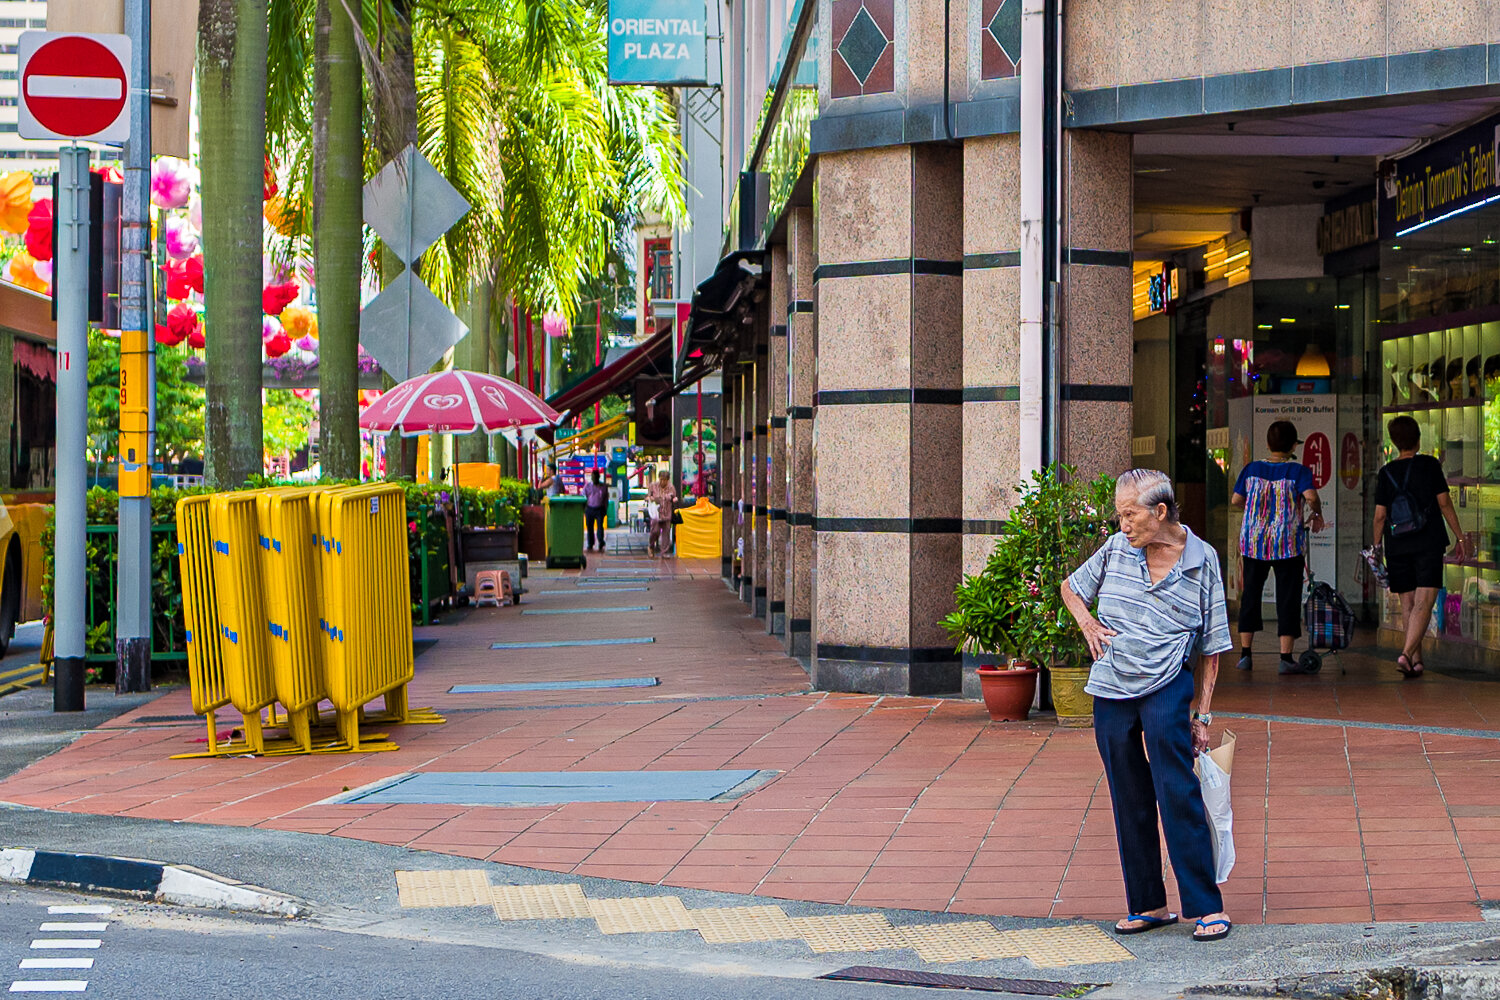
[675,251,767,381]
[545,321,674,421]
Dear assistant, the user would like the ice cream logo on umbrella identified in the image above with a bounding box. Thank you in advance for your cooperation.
[423,393,464,410]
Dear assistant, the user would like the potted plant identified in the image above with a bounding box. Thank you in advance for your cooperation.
[944,465,1115,726]
[998,465,1116,727]
[941,540,1040,722]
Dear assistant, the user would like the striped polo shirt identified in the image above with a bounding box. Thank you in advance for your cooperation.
[1066,527,1234,700]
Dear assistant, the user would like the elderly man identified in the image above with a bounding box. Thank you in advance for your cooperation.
[1060,468,1234,943]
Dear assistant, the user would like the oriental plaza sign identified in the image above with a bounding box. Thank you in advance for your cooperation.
[607,0,707,86]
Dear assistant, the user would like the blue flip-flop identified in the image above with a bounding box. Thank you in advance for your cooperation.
[1113,913,1178,935]
[1193,916,1232,942]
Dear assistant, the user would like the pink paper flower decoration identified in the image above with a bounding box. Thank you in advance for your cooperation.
[164,216,199,259]
[543,312,567,338]
[262,316,282,344]
[150,158,192,209]
[295,334,317,352]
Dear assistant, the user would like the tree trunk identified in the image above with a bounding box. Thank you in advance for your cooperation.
[454,278,492,465]
[314,0,363,480]
[198,0,267,488]
[373,0,419,481]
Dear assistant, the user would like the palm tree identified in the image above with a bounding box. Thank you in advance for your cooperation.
[313,0,364,479]
[198,0,268,487]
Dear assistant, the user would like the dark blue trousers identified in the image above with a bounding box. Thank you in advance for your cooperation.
[1094,669,1223,919]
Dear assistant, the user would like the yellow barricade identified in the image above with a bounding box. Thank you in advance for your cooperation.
[175,495,232,751]
[208,492,278,752]
[675,497,722,560]
[319,484,439,749]
[255,488,329,751]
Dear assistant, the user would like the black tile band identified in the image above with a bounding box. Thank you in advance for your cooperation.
[817,644,961,665]
[789,618,812,633]
[962,385,1021,402]
[725,438,738,450]
[816,388,963,406]
[756,344,769,357]
[1067,248,1132,268]
[755,505,769,515]
[743,430,753,441]
[755,424,768,435]
[964,251,1020,269]
[814,258,963,281]
[754,586,767,596]
[789,299,814,314]
[770,324,788,337]
[963,519,1009,534]
[769,600,785,613]
[770,415,787,428]
[1062,383,1132,402]
[788,405,814,419]
[814,517,963,533]
[770,508,789,520]
[787,512,814,527]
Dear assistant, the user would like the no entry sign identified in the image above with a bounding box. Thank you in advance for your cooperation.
[17,32,131,143]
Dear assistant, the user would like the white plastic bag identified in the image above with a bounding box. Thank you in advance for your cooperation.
[1196,751,1235,884]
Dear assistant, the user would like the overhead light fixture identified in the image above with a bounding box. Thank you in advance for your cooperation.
[1391,244,1402,250]
[1485,236,1497,245]
[1396,192,1500,237]
[1256,323,1273,330]
[1461,247,1473,253]
[1295,345,1331,377]
[1279,317,1296,324]
[1335,304,1351,310]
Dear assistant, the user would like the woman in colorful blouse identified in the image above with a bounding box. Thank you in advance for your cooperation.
[1230,420,1324,674]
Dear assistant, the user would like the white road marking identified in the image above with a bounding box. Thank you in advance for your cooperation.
[9,983,89,993]
[25,943,99,951]
[42,909,109,917]
[25,76,122,100]
[18,961,93,971]
[34,927,105,934]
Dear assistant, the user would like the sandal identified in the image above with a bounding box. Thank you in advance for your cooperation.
[1193,916,1232,942]
[1397,654,1421,679]
[1113,913,1178,935]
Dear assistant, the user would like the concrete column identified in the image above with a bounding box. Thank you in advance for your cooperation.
[751,324,770,619]
[1060,130,1134,477]
[960,133,1022,697]
[811,144,964,695]
[766,243,789,636]
[738,368,754,605]
[784,208,816,659]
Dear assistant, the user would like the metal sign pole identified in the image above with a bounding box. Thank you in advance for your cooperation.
[115,0,154,693]
[53,143,91,712]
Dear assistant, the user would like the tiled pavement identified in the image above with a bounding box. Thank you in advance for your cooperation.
[3,550,1500,928]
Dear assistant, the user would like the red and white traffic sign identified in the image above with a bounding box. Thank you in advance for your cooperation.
[17,32,131,143]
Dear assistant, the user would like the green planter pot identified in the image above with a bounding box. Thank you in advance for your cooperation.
[1050,664,1094,728]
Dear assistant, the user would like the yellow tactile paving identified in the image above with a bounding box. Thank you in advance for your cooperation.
[490,883,593,921]
[395,869,493,908]
[587,895,698,934]
[897,921,1028,963]
[787,913,906,953]
[1000,925,1136,967]
[689,905,803,943]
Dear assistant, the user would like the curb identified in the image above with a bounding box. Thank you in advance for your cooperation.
[0,848,308,917]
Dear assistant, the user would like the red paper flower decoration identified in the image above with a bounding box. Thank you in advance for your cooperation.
[187,326,205,350]
[154,323,184,346]
[163,259,190,300]
[24,199,51,262]
[262,281,299,316]
[264,330,293,358]
[185,254,204,294]
[263,156,278,201]
[168,303,200,344]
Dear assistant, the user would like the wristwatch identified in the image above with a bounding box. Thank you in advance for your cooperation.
[1192,711,1213,726]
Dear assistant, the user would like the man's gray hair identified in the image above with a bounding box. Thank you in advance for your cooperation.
[1116,468,1180,523]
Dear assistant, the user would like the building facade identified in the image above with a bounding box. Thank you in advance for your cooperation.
[675,3,1500,692]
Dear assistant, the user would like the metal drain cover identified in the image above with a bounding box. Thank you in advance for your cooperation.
[820,966,1104,996]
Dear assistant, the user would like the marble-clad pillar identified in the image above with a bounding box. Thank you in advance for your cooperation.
[960,133,1021,697]
[784,208,816,659]
[1060,130,1133,478]
[720,371,738,586]
[766,243,790,636]
[738,368,754,605]
[752,324,770,620]
[811,144,964,695]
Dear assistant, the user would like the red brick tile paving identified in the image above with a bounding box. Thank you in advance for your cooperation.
[3,551,1500,925]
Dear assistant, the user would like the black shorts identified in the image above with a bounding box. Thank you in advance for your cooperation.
[1386,547,1444,594]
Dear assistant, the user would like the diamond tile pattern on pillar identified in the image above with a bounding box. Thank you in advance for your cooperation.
[837,8,888,84]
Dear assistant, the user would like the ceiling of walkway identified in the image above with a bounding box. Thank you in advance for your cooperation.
[1129,94,1500,252]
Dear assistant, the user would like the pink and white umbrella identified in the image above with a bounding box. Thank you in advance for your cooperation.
[359,369,561,436]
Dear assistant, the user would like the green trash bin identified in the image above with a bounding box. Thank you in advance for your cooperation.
[545,495,587,569]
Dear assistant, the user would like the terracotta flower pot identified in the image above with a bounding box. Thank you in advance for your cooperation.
[977,662,1039,722]
[1049,663,1094,728]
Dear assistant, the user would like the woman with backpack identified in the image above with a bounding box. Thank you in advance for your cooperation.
[1372,415,1466,678]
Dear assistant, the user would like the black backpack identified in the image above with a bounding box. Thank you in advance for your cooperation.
[1384,461,1428,537]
